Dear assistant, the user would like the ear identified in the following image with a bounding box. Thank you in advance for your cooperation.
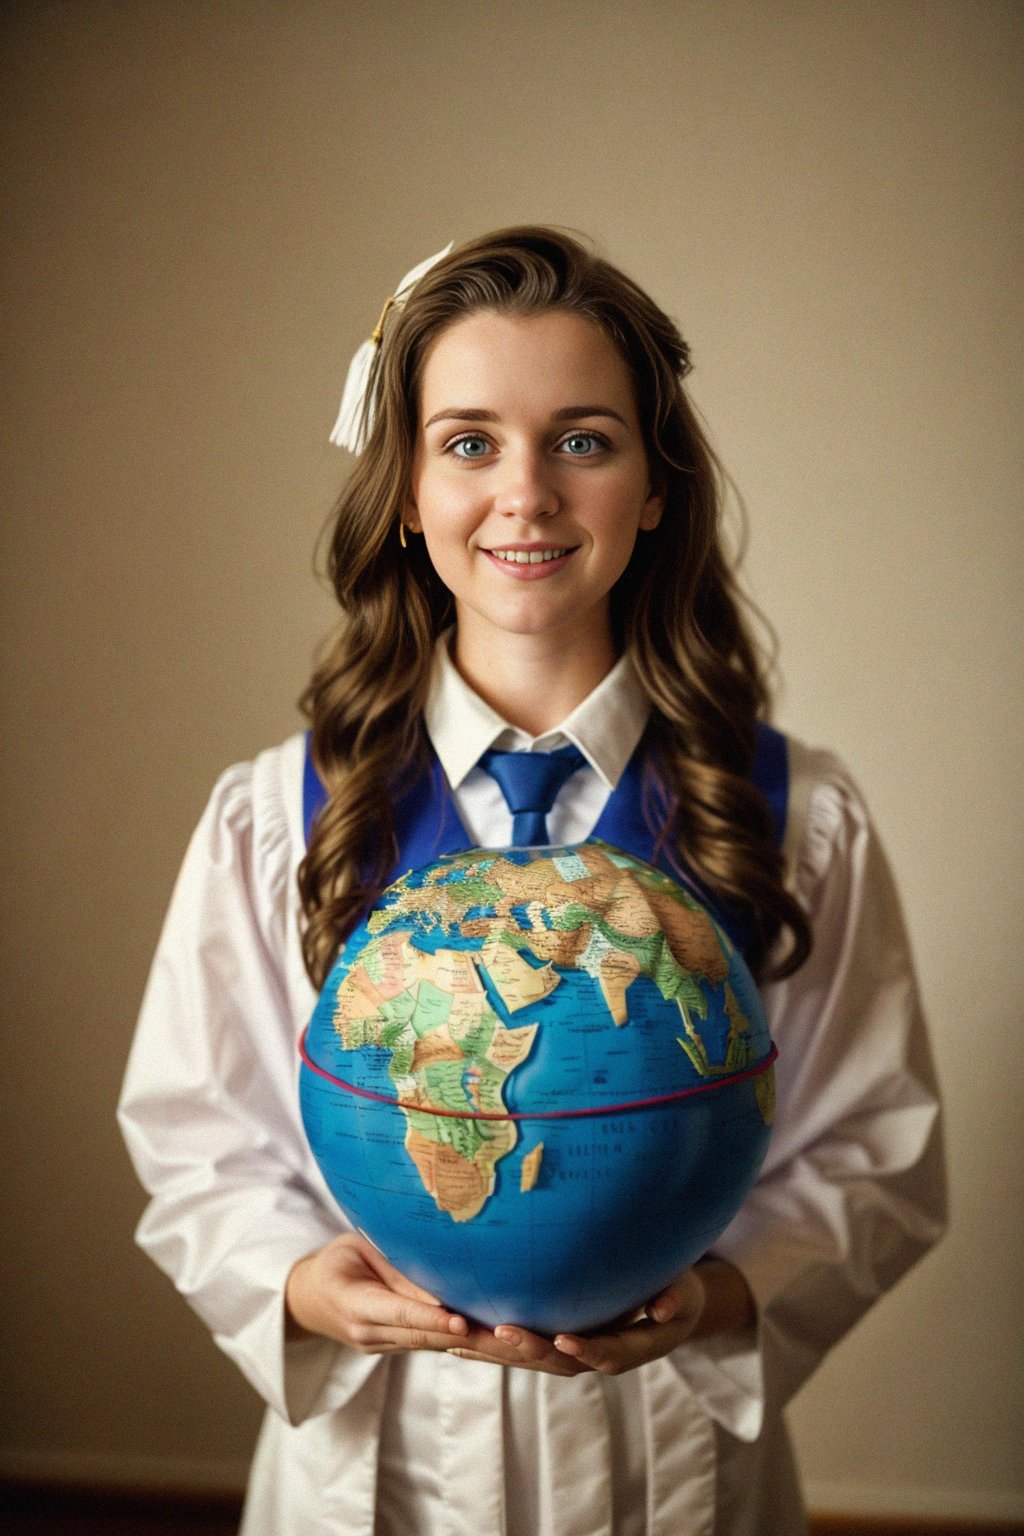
[639,479,665,531]
[403,495,422,535]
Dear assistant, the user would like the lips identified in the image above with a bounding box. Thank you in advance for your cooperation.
[480,543,578,578]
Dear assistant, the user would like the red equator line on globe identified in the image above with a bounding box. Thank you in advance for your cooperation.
[298,1027,777,1122]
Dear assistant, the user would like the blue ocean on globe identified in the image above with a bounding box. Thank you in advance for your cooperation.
[299,839,775,1336]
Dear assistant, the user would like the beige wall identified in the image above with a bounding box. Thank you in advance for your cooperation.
[2,0,1021,1520]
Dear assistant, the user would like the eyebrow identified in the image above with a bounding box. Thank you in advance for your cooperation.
[423,405,629,429]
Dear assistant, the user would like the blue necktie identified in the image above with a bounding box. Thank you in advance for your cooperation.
[478,744,587,846]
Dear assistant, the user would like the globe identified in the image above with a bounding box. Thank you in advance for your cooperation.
[299,839,775,1336]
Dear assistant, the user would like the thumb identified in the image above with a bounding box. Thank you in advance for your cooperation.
[356,1233,444,1306]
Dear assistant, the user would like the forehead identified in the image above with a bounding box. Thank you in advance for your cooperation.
[417,309,637,417]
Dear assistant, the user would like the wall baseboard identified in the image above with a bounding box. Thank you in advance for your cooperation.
[804,1480,1024,1526]
[0,1465,1021,1536]
[811,1517,1022,1536]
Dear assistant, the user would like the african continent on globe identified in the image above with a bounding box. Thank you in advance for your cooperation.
[299,840,775,1335]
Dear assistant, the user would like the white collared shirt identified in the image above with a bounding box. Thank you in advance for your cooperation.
[423,631,650,847]
[119,722,946,1536]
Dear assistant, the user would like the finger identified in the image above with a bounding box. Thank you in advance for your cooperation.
[486,1324,593,1373]
[492,1324,564,1365]
[447,1346,518,1366]
[446,1324,524,1361]
[644,1291,678,1323]
[554,1321,664,1375]
[351,1284,468,1340]
[644,1267,706,1325]
[359,1324,471,1353]
[447,1345,585,1377]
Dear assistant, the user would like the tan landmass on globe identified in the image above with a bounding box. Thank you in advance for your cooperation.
[602,876,658,939]
[331,842,752,1222]
[370,930,415,995]
[723,983,749,1055]
[333,933,536,1221]
[461,918,492,940]
[408,979,452,1038]
[405,1125,516,1222]
[501,924,585,970]
[520,1142,544,1192]
[483,1019,538,1073]
[542,867,617,916]
[676,1000,712,1076]
[422,947,483,997]
[381,844,730,1000]
[343,964,387,1013]
[333,965,388,1030]
[644,889,730,982]
[479,940,559,1013]
[411,1024,463,1071]
[447,989,490,1046]
[675,983,752,1077]
[598,948,642,1026]
[755,1066,775,1126]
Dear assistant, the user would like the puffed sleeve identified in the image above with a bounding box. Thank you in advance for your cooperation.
[668,742,947,1439]
[117,745,382,1425]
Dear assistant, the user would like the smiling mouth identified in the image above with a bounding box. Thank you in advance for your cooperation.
[484,546,575,564]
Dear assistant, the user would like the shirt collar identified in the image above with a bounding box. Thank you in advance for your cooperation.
[423,630,650,791]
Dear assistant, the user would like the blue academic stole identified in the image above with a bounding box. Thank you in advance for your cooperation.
[302,723,788,958]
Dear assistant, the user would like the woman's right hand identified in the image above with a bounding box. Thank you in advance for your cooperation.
[284,1231,470,1354]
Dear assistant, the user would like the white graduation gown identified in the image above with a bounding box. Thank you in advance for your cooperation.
[118,730,946,1536]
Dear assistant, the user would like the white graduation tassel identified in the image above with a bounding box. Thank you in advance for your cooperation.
[328,336,377,453]
[329,241,454,454]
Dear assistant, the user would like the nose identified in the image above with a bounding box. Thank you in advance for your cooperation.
[492,446,560,520]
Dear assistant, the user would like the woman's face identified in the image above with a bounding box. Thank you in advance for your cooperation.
[406,309,663,653]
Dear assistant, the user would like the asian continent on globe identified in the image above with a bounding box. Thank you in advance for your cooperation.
[299,840,775,1335]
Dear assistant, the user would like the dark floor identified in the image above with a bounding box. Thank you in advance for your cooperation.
[0,1486,243,1536]
[1,1484,1021,1536]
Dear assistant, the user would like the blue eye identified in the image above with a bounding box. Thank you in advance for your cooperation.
[561,432,606,456]
[450,435,490,458]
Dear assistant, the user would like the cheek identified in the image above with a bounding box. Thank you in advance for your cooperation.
[593,513,648,585]
[417,503,477,584]
[421,502,472,550]
[421,482,484,547]
[594,492,644,550]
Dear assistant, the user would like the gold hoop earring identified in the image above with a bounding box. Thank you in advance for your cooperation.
[399,522,408,549]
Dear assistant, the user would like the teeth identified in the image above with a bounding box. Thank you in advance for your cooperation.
[489,548,568,563]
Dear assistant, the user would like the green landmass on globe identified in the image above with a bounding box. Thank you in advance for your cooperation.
[330,840,767,1223]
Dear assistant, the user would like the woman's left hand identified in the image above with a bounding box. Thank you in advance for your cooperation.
[447,1266,709,1377]
[550,1266,708,1375]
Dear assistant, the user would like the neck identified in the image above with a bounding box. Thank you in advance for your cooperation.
[451,623,619,736]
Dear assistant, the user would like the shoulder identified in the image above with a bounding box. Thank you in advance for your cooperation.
[191,731,308,904]
[780,734,876,907]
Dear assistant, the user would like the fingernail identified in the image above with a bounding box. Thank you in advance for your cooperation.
[554,1335,581,1355]
[447,1347,468,1358]
[650,1302,675,1322]
[494,1326,520,1345]
[448,1315,469,1335]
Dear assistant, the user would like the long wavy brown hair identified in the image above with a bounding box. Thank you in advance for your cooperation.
[298,226,811,990]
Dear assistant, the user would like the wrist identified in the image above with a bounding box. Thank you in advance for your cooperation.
[284,1252,321,1342]
[689,1257,756,1339]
